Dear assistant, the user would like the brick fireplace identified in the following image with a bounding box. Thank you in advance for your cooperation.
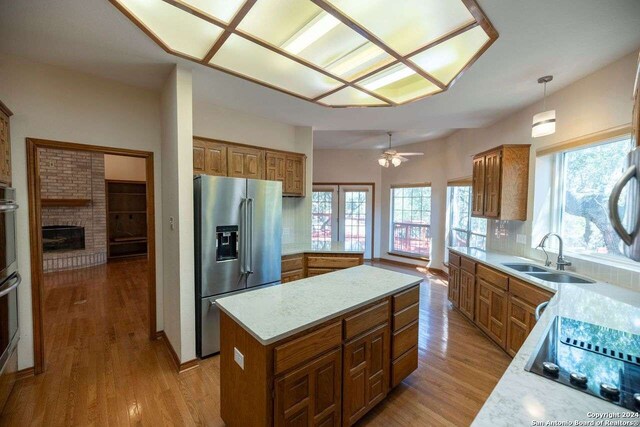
[39,148,107,272]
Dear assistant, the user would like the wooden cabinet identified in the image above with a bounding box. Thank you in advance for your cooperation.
[447,251,461,307]
[471,145,530,220]
[266,151,286,183]
[282,253,364,282]
[474,265,508,349]
[282,254,305,284]
[228,145,264,179]
[343,323,389,426]
[193,137,307,197]
[285,154,305,196]
[458,256,476,321]
[0,101,12,185]
[506,278,553,356]
[193,138,227,176]
[274,348,342,427]
[390,286,419,388]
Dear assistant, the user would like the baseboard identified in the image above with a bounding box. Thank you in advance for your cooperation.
[373,257,448,279]
[158,331,199,374]
[16,367,35,381]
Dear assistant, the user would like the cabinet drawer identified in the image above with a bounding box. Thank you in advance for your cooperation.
[391,345,418,388]
[460,256,476,273]
[307,268,336,277]
[393,303,419,332]
[392,286,419,313]
[306,255,361,269]
[448,251,461,267]
[281,255,304,273]
[476,264,508,290]
[344,301,389,340]
[392,321,418,360]
[274,322,342,375]
[281,270,304,284]
[509,277,553,307]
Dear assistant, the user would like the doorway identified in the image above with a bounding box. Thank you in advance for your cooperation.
[26,138,156,375]
[312,183,374,259]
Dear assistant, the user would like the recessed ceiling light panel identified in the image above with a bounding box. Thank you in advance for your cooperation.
[110,0,498,107]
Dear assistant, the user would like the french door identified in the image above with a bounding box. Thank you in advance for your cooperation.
[312,184,373,259]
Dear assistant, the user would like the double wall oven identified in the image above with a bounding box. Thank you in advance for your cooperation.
[0,186,20,408]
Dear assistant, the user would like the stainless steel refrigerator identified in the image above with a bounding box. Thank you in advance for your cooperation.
[194,175,282,358]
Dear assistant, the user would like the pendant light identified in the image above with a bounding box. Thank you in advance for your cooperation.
[532,75,556,138]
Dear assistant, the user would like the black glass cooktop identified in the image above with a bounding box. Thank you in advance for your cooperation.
[525,316,640,412]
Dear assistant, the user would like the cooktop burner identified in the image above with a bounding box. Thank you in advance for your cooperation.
[525,316,640,412]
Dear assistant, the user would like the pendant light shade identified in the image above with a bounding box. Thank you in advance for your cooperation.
[532,75,555,138]
[391,157,402,167]
[378,157,389,167]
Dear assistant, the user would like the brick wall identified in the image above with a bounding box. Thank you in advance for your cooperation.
[39,148,107,272]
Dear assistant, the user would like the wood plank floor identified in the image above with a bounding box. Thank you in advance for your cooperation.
[1,259,510,426]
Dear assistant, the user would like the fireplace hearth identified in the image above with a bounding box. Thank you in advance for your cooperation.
[42,225,85,252]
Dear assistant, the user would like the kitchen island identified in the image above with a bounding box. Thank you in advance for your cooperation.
[216,265,422,427]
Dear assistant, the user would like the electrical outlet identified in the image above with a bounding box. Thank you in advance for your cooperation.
[516,234,527,245]
[234,347,244,370]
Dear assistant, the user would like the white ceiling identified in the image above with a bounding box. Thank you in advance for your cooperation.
[1,0,639,149]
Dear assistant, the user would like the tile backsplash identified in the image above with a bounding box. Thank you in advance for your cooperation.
[486,220,640,291]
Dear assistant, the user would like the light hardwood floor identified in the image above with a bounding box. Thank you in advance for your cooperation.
[1,259,510,426]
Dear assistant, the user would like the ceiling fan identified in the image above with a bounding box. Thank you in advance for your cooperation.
[378,132,424,168]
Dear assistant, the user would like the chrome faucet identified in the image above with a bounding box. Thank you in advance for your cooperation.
[537,233,572,271]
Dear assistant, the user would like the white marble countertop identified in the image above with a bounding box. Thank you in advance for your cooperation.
[216,265,422,345]
[282,241,364,256]
[450,248,640,425]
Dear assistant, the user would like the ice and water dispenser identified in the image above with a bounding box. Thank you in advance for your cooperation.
[216,225,238,261]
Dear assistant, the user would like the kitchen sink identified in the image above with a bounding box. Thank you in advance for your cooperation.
[502,263,548,273]
[525,272,595,284]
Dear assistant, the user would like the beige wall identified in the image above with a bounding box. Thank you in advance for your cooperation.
[104,154,147,181]
[192,101,313,246]
[0,53,164,370]
[313,50,639,288]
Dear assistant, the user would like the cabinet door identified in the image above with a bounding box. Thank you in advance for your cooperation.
[0,110,11,185]
[285,154,305,196]
[475,278,508,348]
[447,265,460,308]
[228,146,264,179]
[266,151,286,183]
[274,348,342,427]
[471,156,485,216]
[342,323,389,426]
[458,270,475,320]
[483,150,502,218]
[193,139,227,176]
[506,295,537,357]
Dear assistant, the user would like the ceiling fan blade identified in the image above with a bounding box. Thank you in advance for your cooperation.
[397,156,409,162]
[397,152,424,156]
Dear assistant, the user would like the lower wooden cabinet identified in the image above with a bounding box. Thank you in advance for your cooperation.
[342,323,389,426]
[475,276,508,349]
[447,264,460,308]
[458,269,475,320]
[274,348,342,427]
[506,296,537,357]
[282,253,364,283]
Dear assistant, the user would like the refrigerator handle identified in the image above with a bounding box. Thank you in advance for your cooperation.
[608,165,637,246]
[247,197,254,274]
[240,198,246,274]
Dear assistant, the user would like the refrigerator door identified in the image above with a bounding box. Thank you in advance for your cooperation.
[195,175,247,298]
[609,147,640,261]
[198,294,224,357]
[246,179,282,288]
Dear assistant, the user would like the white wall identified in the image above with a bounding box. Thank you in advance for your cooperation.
[192,102,313,245]
[312,150,383,258]
[0,54,164,370]
[312,50,638,285]
[104,154,147,181]
[161,65,196,362]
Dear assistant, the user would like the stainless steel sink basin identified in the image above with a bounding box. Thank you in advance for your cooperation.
[526,272,595,284]
[502,263,548,273]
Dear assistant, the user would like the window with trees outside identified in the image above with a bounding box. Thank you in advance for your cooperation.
[312,191,333,244]
[390,185,431,258]
[447,185,487,250]
[551,135,634,258]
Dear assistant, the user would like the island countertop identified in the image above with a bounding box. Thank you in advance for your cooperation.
[216,264,422,345]
[281,241,364,256]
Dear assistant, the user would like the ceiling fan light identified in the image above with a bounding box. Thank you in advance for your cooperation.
[532,110,556,138]
[378,157,389,167]
[391,157,402,167]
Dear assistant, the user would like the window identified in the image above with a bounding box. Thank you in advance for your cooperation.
[447,185,486,250]
[312,191,333,244]
[390,185,431,257]
[548,135,633,257]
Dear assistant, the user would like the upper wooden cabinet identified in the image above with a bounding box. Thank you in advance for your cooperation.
[192,137,306,197]
[471,145,530,220]
[0,101,12,186]
[193,138,227,176]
